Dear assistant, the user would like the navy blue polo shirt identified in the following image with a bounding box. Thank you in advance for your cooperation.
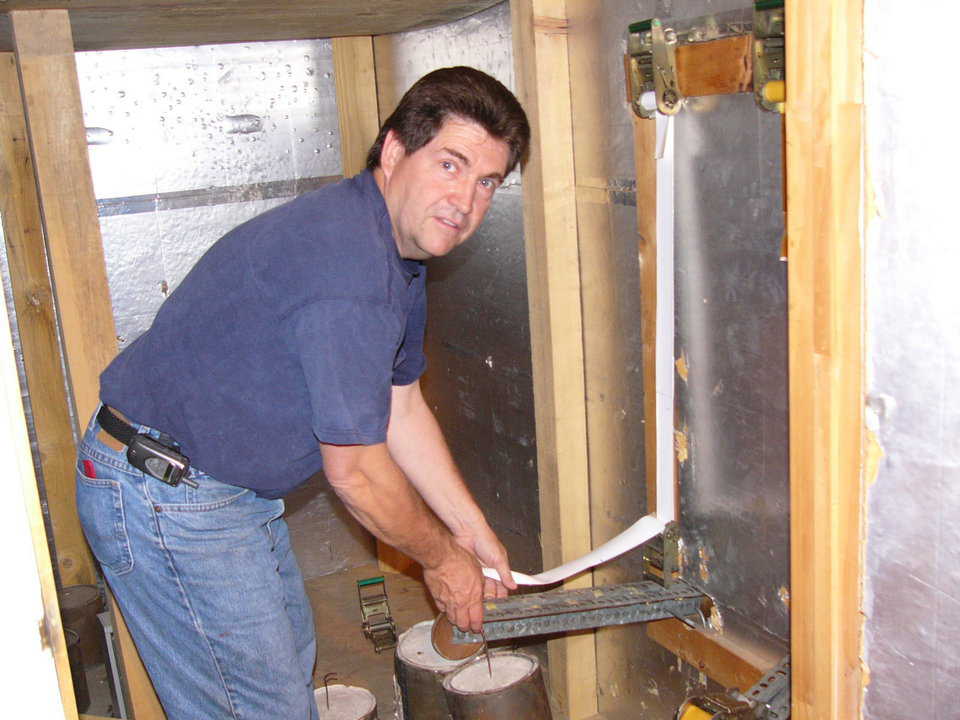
[100,171,427,498]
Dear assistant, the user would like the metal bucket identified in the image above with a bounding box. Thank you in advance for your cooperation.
[442,650,551,720]
[66,628,91,713]
[394,620,469,720]
[313,684,377,720]
[59,584,105,665]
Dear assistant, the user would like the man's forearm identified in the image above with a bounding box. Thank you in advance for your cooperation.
[320,442,455,568]
[386,383,488,539]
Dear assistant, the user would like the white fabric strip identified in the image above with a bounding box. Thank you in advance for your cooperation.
[654,98,677,526]
[483,93,676,587]
[482,514,667,586]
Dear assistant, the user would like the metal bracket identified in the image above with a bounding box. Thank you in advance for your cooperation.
[736,655,791,720]
[356,576,397,653]
[677,654,791,719]
[753,0,786,113]
[452,578,708,645]
[643,520,681,587]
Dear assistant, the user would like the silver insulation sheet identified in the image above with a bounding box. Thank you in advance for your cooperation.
[673,89,788,647]
[863,1,960,716]
[374,2,540,573]
[71,39,379,581]
[75,39,342,349]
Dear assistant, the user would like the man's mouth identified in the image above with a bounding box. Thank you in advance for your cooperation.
[436,216,461,231]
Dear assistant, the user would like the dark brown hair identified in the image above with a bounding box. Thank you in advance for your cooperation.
[366,66,530,176]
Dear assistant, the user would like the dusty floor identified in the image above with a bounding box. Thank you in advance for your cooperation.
[78,563,436,718]
[307,563,437,718]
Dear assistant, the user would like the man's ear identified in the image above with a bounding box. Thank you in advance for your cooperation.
[380,129,406,178]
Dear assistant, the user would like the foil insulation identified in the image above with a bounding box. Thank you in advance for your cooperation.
[863,1,960,716]
[374,2,541,574]
[75,39,341,348]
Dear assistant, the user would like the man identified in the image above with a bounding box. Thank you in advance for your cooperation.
[76,66,530,719]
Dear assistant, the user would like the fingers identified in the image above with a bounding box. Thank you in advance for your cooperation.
[422,544,486,633]
[494,559,517,591]
[483,576,508,600]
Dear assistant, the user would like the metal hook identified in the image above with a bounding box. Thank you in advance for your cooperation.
[321,672,338,710]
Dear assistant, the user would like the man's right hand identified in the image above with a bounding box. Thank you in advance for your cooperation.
[422,538,487,633]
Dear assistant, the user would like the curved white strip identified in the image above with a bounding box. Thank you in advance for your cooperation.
[483,514,667,586]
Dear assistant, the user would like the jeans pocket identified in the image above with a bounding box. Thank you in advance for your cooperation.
[76,462,134,575]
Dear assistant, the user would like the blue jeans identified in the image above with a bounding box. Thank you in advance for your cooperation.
[76,407,319,720]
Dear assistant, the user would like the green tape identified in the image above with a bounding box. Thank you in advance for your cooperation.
[357,576,384,587]
[755,0,785,11]
[628,19,653,34]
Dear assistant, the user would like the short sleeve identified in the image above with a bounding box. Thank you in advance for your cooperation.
[285,299,402,445]
[392,276,427,386]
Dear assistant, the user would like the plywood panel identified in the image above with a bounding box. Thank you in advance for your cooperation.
[676,34,753,98]
[0,0,503,52]
[511,1,597,717]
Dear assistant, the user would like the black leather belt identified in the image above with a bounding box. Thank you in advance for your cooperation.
[97,405,142,446]
[97,405,195,488]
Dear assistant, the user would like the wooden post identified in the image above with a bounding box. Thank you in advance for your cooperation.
[0,51,98,589]
[330,35,415,574]
[332,36,380,177]
[11,10,166,719]
[785,1,865,718]
[511,2,597,718]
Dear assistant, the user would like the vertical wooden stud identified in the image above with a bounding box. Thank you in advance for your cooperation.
[786,0,865,717]
[11,10,116,426]
[332,34,416,575]
[511,1,597,717]
[332,36,380,177]
[11,10,166,719]
[0,51,97,589]
[633,115,658,518]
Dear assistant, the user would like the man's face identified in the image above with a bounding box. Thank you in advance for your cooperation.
[378,117,511,260]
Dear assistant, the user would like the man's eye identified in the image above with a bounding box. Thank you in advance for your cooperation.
[479,178,495,189]
[441,160,454,171]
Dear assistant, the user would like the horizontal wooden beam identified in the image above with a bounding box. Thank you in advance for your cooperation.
[627,35,755,102]
[677,34,753,97]
[647,619,781,692]
[0,0,502,51]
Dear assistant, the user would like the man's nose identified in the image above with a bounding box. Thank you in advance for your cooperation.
[449,178,475,216]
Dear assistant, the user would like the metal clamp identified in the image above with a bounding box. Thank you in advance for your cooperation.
[753,0,786,112]
[626,18,683,117]
[356,576,397,653]
[652,19,683,115]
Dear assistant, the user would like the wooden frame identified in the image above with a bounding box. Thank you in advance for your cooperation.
[511,2,596,717]
[0,1,867,717]
[786,1,865,717]
[7,9,165,718]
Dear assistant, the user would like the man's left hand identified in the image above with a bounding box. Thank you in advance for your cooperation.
[453,526,516,599]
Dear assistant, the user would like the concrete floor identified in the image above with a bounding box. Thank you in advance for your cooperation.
[307,563,437,718]
[77,563,437,719]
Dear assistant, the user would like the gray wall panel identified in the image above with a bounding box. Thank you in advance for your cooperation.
[377,2,540,574]
[675,91,788,646]
[73,39,374,581]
